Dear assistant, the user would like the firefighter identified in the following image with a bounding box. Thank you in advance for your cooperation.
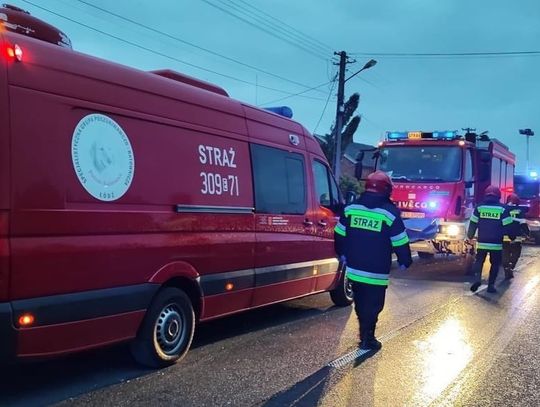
[334,171,412,351]
[502,193,529,279]
[468,186,515,293]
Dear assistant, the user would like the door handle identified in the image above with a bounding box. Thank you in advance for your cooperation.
[318,220,328,227]
[303,219,314,227]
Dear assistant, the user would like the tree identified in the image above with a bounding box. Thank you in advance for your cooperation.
[318,93,362,170]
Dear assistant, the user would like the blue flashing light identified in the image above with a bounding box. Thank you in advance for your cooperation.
[387,131,408,140]
[432,130,456,140]
[530,170,538,178]
[263,106,293,118]
[428,201,438,209]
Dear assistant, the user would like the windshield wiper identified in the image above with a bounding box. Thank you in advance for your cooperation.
[391,175,412,182]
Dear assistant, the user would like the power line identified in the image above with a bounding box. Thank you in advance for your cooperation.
[21,0,327,101]
[73,0,328,95]
[351,50,540,58]
[312,74,337,135]
[260,79,334,106]
[200,0,328,61]
[224,0,333,55]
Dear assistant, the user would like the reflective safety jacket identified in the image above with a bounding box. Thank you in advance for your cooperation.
[504,205,530,243]
[334,191,412,286]
[467,197,515,250]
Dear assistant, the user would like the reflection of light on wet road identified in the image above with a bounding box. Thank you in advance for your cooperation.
[414,317,473,402]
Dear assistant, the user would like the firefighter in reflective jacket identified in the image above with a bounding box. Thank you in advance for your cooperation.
[468,186,515,293]
[334,171,412,351]
[502,193,529,279]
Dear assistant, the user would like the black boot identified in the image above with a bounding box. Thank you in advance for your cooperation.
[359,328,382,351]
[504,268,514,280]
[470,280,481,292]
[487,284,497,293]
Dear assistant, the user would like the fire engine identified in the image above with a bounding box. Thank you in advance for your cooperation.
[514,172,540,244]
[369,130,516,258]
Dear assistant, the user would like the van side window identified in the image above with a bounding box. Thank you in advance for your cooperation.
[313,160,341,208]
[465,149,474,182]
[250,144,307,214]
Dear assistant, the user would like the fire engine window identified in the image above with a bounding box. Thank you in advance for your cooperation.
[378,146,462,182]
[250,144,307,214]
[506,165,514,189]
[465,150,474,182]
[491,158,501,187]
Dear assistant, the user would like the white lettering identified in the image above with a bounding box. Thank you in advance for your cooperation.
[198,145,207,164]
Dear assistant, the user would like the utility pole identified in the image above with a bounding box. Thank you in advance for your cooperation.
[332,51,348,180]
[332,53,377,180]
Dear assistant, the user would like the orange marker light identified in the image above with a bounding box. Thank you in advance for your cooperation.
[18,313,35,327]
[225,283,234,291]
[6,46,15,59]
[5,44,23,61]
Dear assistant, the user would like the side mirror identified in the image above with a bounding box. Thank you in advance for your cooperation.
[346,191,357,204]
[354,161,363,180]
[464,180,474,188]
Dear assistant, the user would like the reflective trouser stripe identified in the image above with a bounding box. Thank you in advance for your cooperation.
[477,242,503,250]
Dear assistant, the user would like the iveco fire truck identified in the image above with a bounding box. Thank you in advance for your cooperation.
[514,173,540,244]
[374,130,516,258]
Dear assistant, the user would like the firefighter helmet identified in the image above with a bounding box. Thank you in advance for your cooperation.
[365,171,393,196]
[506,193,520,205]
[484,185,501,199]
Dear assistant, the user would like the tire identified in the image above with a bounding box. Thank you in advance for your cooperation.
[417,252,434,259]
[130,287,195,368]
[330,268,354,307]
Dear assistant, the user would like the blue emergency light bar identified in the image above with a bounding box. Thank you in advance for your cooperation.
[385,130,458,141]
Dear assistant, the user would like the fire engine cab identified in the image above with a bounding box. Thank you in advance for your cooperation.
[374,130,516,258]
[514,172,540,244]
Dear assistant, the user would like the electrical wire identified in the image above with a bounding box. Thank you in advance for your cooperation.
[260,79,334,106]
[21,0,328,101]
[350,50,540,59]
[312,74,337,135]
[222,0,332,56]
[200,0,328,61]
[73,0,328,95]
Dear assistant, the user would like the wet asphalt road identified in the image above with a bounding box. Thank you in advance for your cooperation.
[2,247,540,406]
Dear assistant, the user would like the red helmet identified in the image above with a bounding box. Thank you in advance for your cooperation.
[506,193,520,205]
[484,185,501,199]
[365,171,393,195]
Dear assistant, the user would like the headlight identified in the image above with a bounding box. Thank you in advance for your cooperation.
[446,224,460,237]
[529,220,540,226]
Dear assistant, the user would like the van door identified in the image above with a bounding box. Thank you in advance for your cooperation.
[310,157,342,291]
[250,143,317,306]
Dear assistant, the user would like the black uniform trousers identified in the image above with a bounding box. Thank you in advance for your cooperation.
[473,249,502,286]
[351,281,387,339]
[502,241,522,270]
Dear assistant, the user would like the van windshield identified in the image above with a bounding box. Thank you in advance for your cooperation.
[378,146,462,182]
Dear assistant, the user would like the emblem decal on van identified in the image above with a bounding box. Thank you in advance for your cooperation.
[72,114,135,201]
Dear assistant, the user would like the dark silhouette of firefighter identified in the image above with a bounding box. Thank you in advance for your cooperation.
[468,186,515,293]
[334,171,412,350]
[502,193,530,279]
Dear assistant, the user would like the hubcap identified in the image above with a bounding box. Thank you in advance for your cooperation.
[345,277,353,299]
[155,303,185,356]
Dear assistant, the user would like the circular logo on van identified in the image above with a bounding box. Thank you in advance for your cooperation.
[72,114,135,201]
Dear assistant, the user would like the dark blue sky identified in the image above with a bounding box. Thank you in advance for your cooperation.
[12,0,540,172]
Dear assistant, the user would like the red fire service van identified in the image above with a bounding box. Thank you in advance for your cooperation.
[371,130,515,259]
[0,5,351,367]
[514,172,540,244]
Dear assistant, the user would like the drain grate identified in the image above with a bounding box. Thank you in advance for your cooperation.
[327,348,371,369]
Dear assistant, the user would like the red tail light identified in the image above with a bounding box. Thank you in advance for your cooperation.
[5,44,23,61]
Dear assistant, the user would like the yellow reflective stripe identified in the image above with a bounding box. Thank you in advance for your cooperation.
[502,217,513,226]
[477,242,503,250]
[334,226,346,237]
[470,214,479,223]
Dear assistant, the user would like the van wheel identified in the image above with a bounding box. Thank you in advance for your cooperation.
[330,271,354,307]
[417,252,434,259]
[130,287,195,368]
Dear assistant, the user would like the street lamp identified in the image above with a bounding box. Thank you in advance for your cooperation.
[333,58,377,180]
[519,128,535,172]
